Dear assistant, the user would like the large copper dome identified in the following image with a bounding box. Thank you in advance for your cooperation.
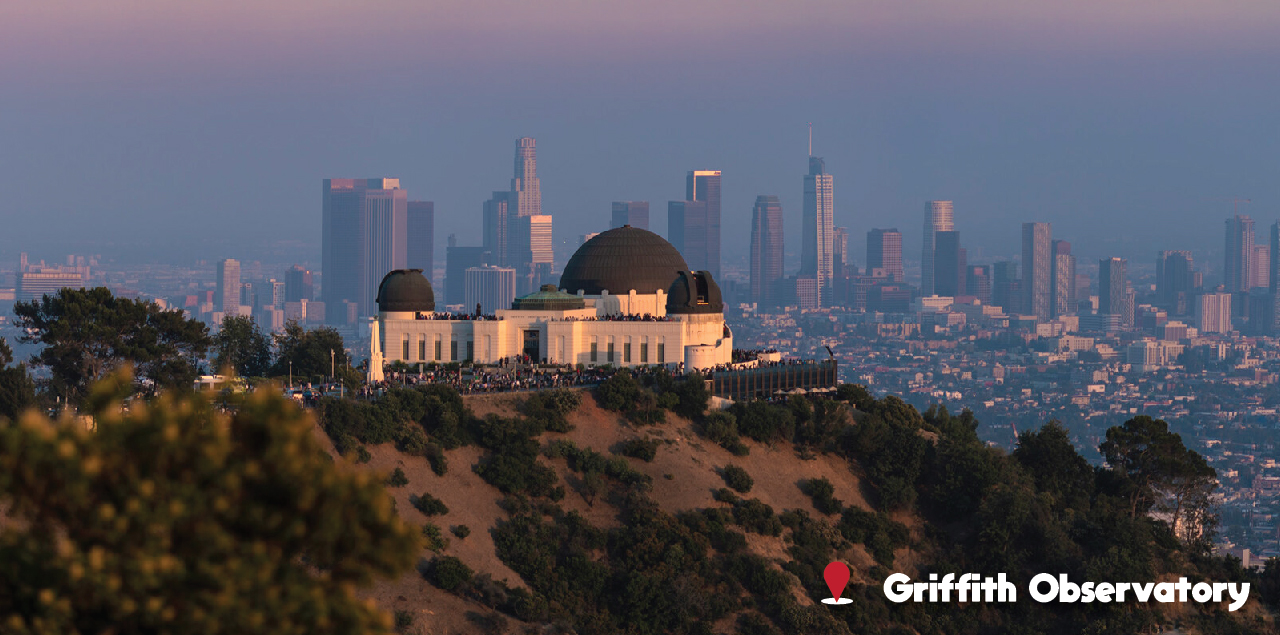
[559,226,689,295]
[375,269,435,312]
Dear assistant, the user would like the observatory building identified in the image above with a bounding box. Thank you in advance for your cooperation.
[369,226,733,381]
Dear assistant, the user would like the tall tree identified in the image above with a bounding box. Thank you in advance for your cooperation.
[1100,415,1217,547]
[0,370,419,634]
[271,321,350,381]
[13,287,210,402]
[212,315,272,377]
[0,337,36,421]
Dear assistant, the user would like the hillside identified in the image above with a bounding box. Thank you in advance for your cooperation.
[311,376,1279,635]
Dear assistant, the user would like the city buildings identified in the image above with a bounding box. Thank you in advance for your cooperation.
[867,228,904,283]
[671,170,722,276]
[933,230,965,297]
[1051,240,1076,318]
[284,265,313,303]
[321,178,408,322]
[921,201,954,295]
[444,236,491,307]
[1157,250,1195,315]
[407,201,435,281]
[1099,258,1129,326]
[506,138,552,295]
[749,195,784,307]
[464,265,517,316]
[1021,222,1052,320]
[801,157,834,299]
[216,258,241,316]
[483,192,511,266]
[611,201,649,230]
[966,265,992,304]
[1197,292,1233,334]
[1225,215,1255,293]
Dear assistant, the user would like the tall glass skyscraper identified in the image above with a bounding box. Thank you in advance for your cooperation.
[1224,215,1255,292]
[933,231,965,297]
[407,201,434,282]
[508,138,551,294]
[921,201,954,295]
[682,170,721,276]
[1099,257,1129,325]
[802,157,834,300]
[1051,239,1076,318]
[1021,222,1052,320]
[216,258,240,315]
[321,178,407,321]
[867,228,904,282]
[750,195,784,306]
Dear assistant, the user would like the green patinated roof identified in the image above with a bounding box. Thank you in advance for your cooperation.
[511,285,587,311]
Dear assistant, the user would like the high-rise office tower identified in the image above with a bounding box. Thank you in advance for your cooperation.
[1197,292,1233,334]
[833,227,850,277]
[993,261,1020,314]
[445,235,491,307]
[483,192,511,266]
[611,201,649,230]
[687,170,722,276]
[465,265,517,315]
[1157,250,1194,314]
[749,195,785,306]
[1021,222,1052,319]
[1224,215,1255,292]
[1050,239,1076,318]
[321,178,408,321]
[801,157,834,298]
[966,265,992,304]
[921,201,954,295]
[933,231,965,297]
[668,199,709,270]
[407,201,434,280]
[505,138,550,295]
[1099,257,1128,324]
[511,137,541,217]
[1252,244,1271,291]
[216,258,241,315]
[284,265,313,303]
[867,229,904,283]
[1272,224,1280,294]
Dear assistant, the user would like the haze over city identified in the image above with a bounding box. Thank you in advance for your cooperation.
[3,0,1279,266]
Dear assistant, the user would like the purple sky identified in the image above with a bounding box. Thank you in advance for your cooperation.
[2,0,1278,274]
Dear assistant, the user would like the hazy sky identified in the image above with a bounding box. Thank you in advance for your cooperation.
[2,0,1278,275]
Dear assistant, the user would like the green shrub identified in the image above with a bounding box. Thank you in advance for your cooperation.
[424,441,448,476]
[423,522,450,552]
[721,465,754,493]
[387,467,409,487]
[523,389,581,433]
[425,555,473,591]
[733,498,782,536]
[596,370,641,411]
[801,477,842,514]
[617,438,660,462]
[354,445,372,464]
[393,609,414,633]
[452,524,471,539]
[410,491,449,516]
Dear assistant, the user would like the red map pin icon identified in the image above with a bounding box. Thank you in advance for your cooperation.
[823,561,850,601]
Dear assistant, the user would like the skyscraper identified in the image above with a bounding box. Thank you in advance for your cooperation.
[445,236,491,307]
[993,261,1020,314]
[749,195,784,306]
[511,137,541,217]
[921,201,954,295]
[483,192,511,266]
[668,199,708,271]
[1197,292,1233,334]
[833,227,850,277]
[1252,244,1271,291]
[407,201,434,281]
[1099,257,1128,325]
[1021,222,1052,319]
[216,258,241,316]
[801,157,834,297]
[284,265,313,303]
[686,170,722,276]
[507,138,551,295]
[1224,215,1255,292]
[867,229,904,283]
[1051,239,1076,318]
[465,265,517,315]
[321,178,408,321]
[1157,250,1194,314]
[611,201,649,230]
[933,231,965,297]
[966,265,992,304]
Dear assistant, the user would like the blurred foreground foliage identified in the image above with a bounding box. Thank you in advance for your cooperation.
[0,369,419,635]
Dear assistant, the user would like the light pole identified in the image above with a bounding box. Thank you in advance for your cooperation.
[288,360,293,390]
[330,349,335,390]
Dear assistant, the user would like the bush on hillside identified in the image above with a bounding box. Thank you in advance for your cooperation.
[721,464,754,493]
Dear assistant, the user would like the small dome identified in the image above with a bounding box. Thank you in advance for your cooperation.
[666,270,725,314]
[376,269,435,312]
[560,226,689,295]
[512,284,587,311]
